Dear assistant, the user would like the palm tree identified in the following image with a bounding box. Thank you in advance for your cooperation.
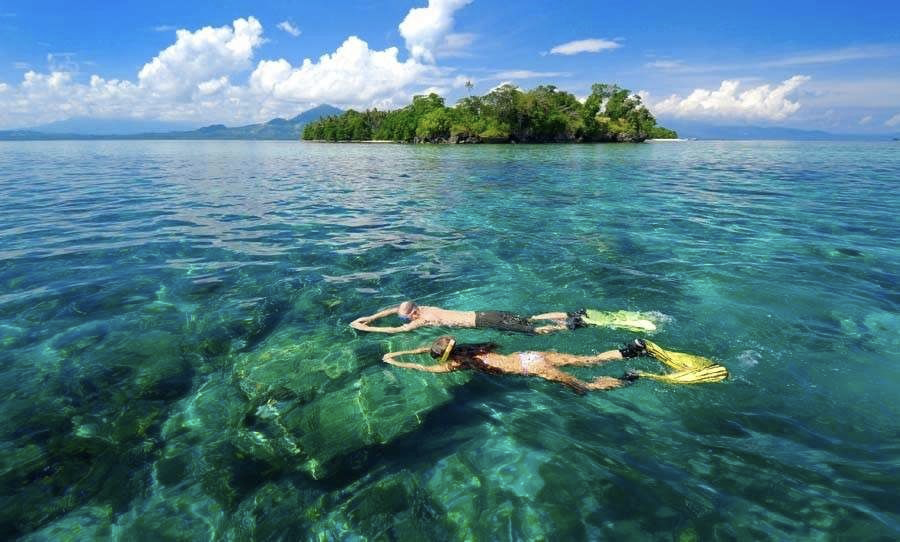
[464,80,474,97]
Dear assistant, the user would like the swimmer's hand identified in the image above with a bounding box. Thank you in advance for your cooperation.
[382,347,431,365]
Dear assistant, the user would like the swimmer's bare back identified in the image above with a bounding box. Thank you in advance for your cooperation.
[383,346,625,393]
[350,302,571,334]
[350,305,475,333]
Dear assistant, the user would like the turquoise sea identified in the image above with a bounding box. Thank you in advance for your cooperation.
[1,140,898,540]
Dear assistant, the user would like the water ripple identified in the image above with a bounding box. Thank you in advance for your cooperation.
[0,140,898,539]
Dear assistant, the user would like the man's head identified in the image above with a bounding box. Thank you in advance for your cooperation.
[398,301,420,320]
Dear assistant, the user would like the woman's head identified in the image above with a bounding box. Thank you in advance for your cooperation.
[430,335,456,358]
[429,335,498,362]
[398,301,420,320]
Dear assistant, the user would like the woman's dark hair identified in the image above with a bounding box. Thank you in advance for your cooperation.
[430,335,498,362]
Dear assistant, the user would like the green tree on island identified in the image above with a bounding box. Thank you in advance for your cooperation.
[302,82,677,143]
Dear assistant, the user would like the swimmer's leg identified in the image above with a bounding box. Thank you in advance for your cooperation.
[529,312,568,334]
[531,311,588,334]
[529,312,567,321]
[533,322,568,334]
[587,376,625,390]
[532,366,623,393]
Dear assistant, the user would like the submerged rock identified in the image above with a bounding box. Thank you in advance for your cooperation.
[311,469,455,539]
[234,336,469,477]
[19,505,114,542]
[111,484,225,542]
[49,321,110,357]
[225,480,324,540]
[0,324,27,349]
[233,333,361,405]
[157,375,273,510]
[0,442,48,485]
[187,295,289,361]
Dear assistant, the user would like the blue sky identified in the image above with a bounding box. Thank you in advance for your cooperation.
[1,0,899,131]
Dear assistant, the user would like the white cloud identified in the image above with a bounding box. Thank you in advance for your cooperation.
[419,85,448,96]
[138,17,263,97]
[249,36,433,110]
[13,62,30,70]
[0,14,468,128]
[652,75,810,121]
[489,81,515,92]
[760,45,900,68]
[277,21,301,37]
[549,38,621,56]
[197,76,230,95]
[645,59,683,70]
[438,32,476,58]
[493,70,568,79]
[0,18,270,127]
[644,45,900,75]
[886,113,900,127]
[46,52,79,73]
[153,25,177,32]
[398,0,472,63]
[443,32,475,50]
[802,77,900,109]
[858,115,872,125]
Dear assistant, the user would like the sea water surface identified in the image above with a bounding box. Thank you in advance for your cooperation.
[0,140,898,540]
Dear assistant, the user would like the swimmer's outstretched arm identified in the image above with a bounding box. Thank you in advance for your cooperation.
[383,348,454,372]
[350,307,423,333]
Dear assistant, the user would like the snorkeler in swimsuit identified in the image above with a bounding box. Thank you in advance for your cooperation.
[382,335,645,393]
[383,337,729,392]
[350,301,584,334]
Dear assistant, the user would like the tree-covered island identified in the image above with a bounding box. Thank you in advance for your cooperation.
[302,83,677,143]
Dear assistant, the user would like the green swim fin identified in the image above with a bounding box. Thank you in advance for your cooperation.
[582,309,657,332]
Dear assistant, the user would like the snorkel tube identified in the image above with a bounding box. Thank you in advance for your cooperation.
[439,338,456,363]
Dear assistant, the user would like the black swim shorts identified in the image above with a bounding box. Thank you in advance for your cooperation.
[474,311,535,333]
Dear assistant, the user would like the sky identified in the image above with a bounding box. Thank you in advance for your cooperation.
[1,0,899,132]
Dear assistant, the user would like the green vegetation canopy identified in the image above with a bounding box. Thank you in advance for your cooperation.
[302,82,677,143]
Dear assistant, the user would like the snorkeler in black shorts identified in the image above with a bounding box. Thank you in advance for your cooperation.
[473,311,564,333]
[350,301,584,334]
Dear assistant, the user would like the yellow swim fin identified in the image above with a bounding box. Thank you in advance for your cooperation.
[582,309,657,333]
[637,364,729,384]
[624,340,728,385]
[643,340,714,371]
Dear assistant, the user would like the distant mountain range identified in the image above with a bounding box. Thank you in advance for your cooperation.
[29,118,199,135]
[2,108,898,141]
[0,105,343,141]
[660,119,899,141]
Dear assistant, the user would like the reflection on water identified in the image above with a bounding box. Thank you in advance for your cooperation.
[0,140,898,539]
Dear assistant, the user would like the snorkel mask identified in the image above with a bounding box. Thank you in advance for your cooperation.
[439,339,456,363]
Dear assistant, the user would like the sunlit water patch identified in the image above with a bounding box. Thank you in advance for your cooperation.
[1,140,898,539]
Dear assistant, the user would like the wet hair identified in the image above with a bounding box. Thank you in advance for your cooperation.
[398,301,418,318]
[429,335,499,363]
